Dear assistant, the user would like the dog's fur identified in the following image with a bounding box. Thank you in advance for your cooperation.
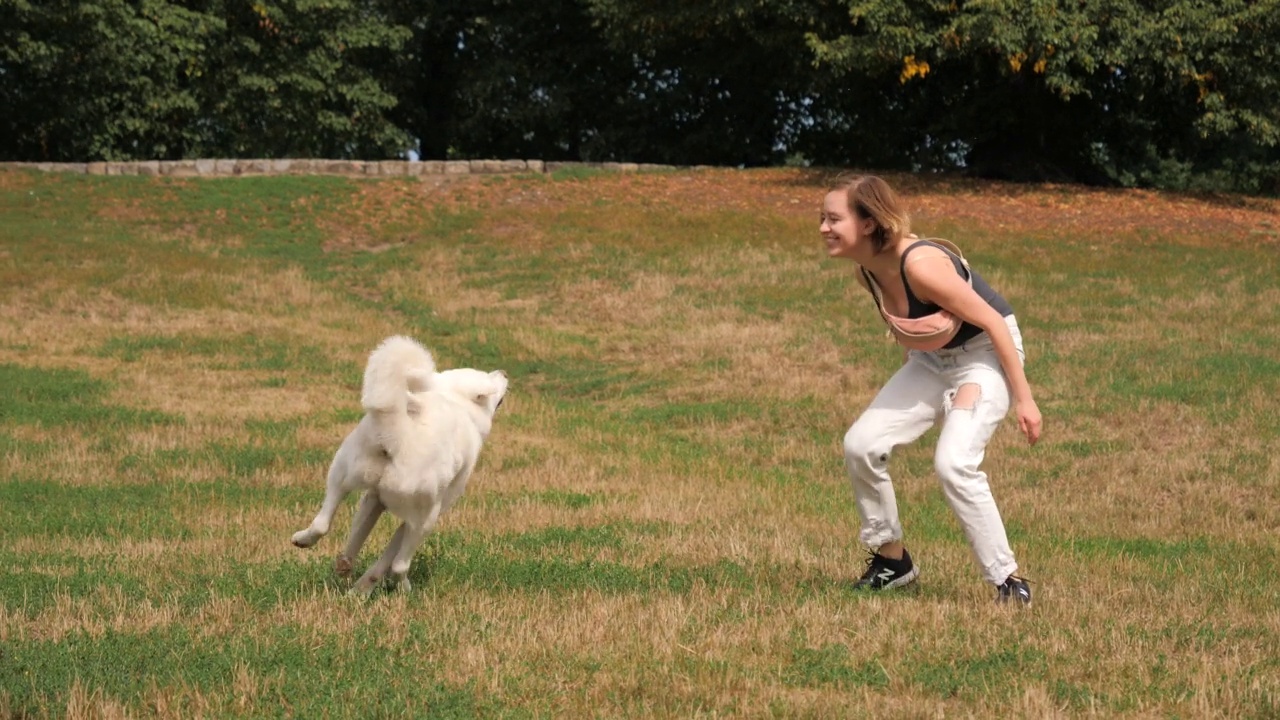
[291,335,508,595]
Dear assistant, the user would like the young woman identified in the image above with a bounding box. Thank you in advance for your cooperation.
[820,175,1042,605]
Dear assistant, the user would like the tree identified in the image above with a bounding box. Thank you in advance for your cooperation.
[375,0,639,161]
[802,0,1280,191]
[0,0,411,161]
[196,0,412,158]
[0,0,219,161]
[582,0,827,166]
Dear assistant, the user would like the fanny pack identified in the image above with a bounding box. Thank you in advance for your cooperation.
[859,238,971,352]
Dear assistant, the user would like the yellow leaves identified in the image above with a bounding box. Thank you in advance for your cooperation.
[1191,71,1215,102]
[252,2,279,36]
[899,55,930,84]
[1010,51,1049,74]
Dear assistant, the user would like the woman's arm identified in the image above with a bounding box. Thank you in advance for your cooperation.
[905,253,1043,445]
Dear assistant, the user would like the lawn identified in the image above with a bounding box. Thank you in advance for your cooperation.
[1,166,1278,718]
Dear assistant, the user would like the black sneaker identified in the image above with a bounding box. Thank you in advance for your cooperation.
[853,550,919,590]
[995,575,1032,606]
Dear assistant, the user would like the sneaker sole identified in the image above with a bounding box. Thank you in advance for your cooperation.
[882,566,920,590]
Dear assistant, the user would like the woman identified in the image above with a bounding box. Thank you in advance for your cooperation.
[820,175,1042,605]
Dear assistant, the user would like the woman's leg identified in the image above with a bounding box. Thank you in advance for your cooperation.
[844,354,948,549]
[933,354,1019,585]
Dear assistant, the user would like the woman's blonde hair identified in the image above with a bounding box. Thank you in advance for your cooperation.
[830,174,910,253]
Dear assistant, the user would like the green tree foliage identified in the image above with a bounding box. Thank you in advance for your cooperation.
[0,0,218,160]
[382,0,813,166]
[197,0,411,158]
[803,0,1280,191]
[374,0,640,161]
[1,0,410,161]
[581,0,823,166]
[2,0,1277,192]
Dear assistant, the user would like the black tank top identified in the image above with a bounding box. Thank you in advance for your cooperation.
[901,240,1014,349]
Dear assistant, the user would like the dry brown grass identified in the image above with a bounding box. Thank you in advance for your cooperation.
[2,168,1278,718]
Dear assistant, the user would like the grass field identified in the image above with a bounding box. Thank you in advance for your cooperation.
[1,166,1278,719]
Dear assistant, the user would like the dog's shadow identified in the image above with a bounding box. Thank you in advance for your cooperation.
[297,543,446,599]
[298,545,929,602]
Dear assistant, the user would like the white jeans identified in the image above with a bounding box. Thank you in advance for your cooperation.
[843,315,1024,585]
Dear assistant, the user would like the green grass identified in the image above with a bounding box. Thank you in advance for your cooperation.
[97,333,343,376]
[0,364,181,428]
[2,167,1278,718]
[2,626,500,718]
[783,638,892,690]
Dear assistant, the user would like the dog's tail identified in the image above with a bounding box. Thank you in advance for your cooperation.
[361,335,436,456]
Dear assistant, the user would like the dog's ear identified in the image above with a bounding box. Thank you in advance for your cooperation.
[406,369,434,393]
[472,387,501,405]
[406,393,426,417]
[473,373,508,409]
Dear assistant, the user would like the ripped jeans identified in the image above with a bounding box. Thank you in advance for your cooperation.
[843,315,1024,585]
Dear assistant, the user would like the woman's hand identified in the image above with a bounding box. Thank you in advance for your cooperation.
[1016,399,1042,445]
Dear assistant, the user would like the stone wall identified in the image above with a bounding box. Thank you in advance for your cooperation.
[0,159,687,178]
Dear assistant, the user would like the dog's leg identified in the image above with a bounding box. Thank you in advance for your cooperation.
[349,523,406,598]
[291,459,350,549]
[387,508,441,594]
[336,491,385,577]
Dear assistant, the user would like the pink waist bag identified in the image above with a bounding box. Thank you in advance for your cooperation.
[860,238,971,352]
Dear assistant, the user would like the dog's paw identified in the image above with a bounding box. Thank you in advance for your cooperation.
[290,529,319,548]
[384,573,411,593]
[334,554,354,577]
[349,570,381,598]
[347,579,377,599]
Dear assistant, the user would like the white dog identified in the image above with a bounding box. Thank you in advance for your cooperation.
[291,335,508,595]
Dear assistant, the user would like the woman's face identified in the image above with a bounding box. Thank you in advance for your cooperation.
[820,191,873,261]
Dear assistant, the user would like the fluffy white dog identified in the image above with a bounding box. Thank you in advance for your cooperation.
[291,335,508,595]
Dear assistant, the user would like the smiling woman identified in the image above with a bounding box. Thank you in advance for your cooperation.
[820,174,1041,605]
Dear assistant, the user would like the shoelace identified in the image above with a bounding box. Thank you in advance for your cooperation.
[1000,576,1031,598]
[859,553,886,578]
